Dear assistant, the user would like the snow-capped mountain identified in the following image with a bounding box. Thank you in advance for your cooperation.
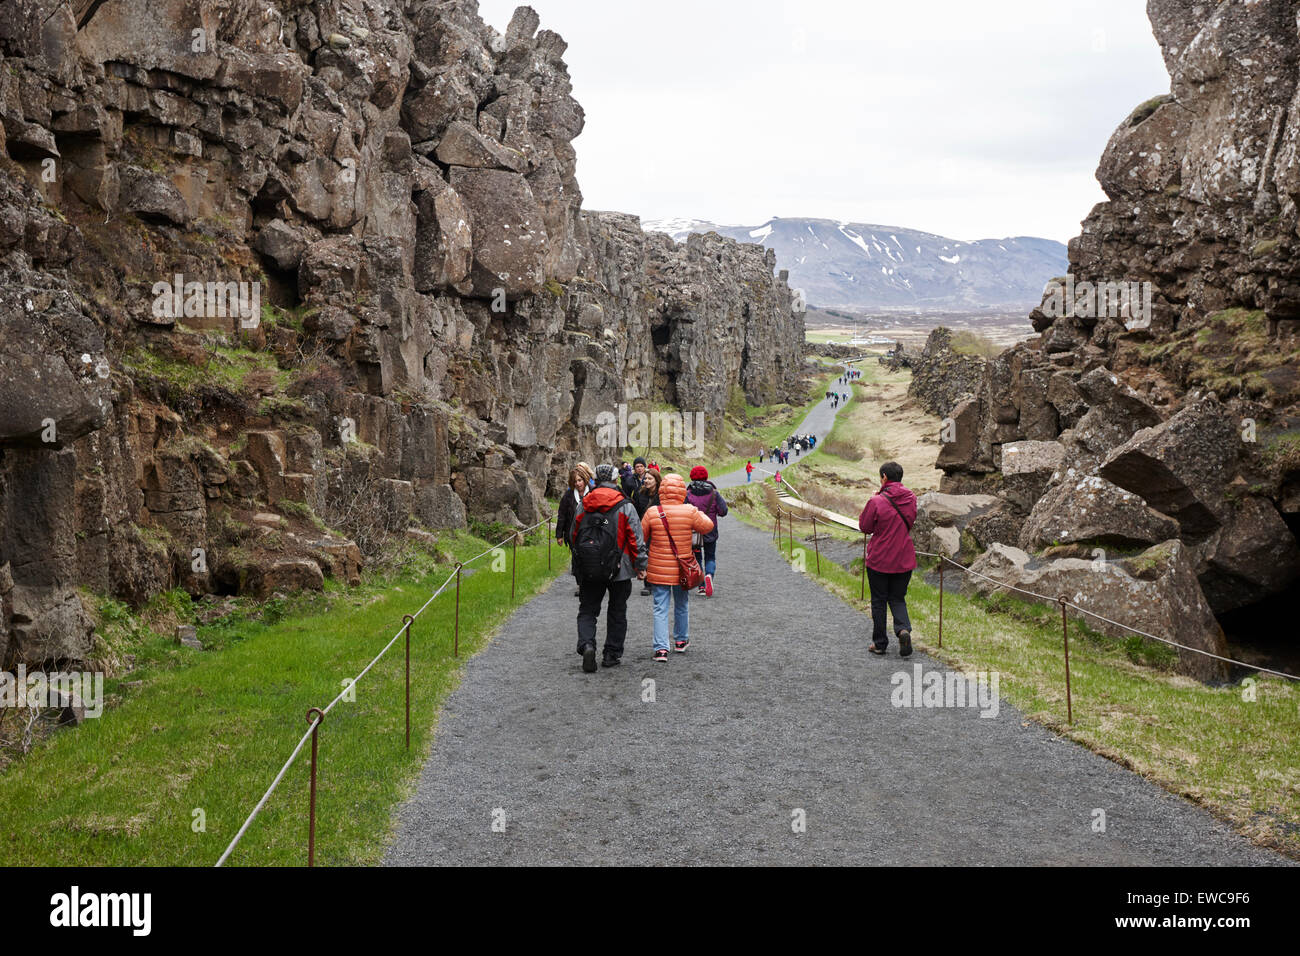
[642,217,1068,311]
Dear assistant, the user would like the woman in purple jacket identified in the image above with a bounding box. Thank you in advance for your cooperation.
[857,461,918,657]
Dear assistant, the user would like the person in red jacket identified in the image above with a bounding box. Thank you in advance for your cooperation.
[745,460,754,482]
[858,461,918,657]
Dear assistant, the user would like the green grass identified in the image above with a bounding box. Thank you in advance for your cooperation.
[123,342,292,398]
[0,529,564,866]
[734,500,1300,857]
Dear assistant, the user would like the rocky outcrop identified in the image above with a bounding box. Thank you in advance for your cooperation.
[912,492,1017,562]
[918,2,1300,674]
[1017,475,1182,553]
[967,541,1230,682]
[908,327,988,418]
[0,1,804,667]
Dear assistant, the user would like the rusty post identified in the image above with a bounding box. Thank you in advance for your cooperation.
[306,707,324,867]
[937,559,944,649]
[860,534,867,601]
[402,614,413,751]
[811,514,820,575]
[453,564,462,658]
[511,531,518,601]
[1060,596,1073,725]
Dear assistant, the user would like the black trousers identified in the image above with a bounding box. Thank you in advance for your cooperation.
[576,578,632,658]
[866,568,912,649]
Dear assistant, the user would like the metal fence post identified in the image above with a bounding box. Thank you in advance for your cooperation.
[860,534,867,601]
[402,614,413,751]
[454,564,462,658]
[306,707,324,867]
[511,531,518,601]
[1060,596,1073,725]
[811,514,820,575]
[547,516,552,570]
[938,559,944,649]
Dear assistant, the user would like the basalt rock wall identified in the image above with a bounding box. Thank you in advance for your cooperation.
[921,0,1300,674]
[0,0,803,667]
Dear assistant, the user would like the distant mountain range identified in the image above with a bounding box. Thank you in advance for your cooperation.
[642,217,1068,312]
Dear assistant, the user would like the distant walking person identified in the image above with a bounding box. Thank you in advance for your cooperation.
[745,460,754,482]
[571,464,647,672]
[858,461,918,657]
[686,466,728,597]
[642,472,714,662]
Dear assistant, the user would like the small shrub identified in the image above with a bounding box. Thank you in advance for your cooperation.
[823,438,864,461]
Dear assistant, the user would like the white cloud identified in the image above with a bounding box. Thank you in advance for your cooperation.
[475,0,1170,242]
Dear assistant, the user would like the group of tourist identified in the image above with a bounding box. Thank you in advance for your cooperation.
[758,433,815,467]
[555,456,918,670]
[554,363,916,671]
[555,458,730,670]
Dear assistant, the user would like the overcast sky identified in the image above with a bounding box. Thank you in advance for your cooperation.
[475,0,1170,243]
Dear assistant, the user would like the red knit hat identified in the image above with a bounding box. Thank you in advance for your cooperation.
[690,466,708,481]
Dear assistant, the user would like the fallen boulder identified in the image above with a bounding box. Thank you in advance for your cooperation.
[1099,395,1240,538]
[1018,475,1182,552]
[965,540,1229,681]
[912,492,1001,560]
[1198,495,1300,613]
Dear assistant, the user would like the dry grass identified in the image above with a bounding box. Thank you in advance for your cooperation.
[791,366,944,494]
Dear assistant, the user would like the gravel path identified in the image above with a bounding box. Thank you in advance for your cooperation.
[713,366,853,491]
[383,516,1286,866]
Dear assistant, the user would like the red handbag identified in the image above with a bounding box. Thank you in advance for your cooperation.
[657,507,705,589]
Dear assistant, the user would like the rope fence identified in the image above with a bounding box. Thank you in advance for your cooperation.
[215,515,555,867]
[770,503,1300,727]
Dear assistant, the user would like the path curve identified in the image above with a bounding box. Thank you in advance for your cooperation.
[713,364,856,491]
[383,517,1285,866]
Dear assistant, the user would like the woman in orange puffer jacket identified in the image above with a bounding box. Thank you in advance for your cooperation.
[641,472,715,661]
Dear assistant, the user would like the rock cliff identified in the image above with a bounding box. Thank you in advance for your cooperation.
[0,0,803,667]
[916,1,1300,677]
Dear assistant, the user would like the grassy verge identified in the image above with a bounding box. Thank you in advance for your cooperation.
[0,529,564,866]
[730,494,1300,858]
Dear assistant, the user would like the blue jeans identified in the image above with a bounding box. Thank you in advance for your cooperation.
[652,584,689,651]
[693,539,717,578]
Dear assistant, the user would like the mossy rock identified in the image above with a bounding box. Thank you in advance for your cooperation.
[1128,94,1172,127]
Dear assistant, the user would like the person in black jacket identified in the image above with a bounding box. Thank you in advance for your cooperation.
[630,468,660,596]
[621,456,647,498]
[556,463,592,595]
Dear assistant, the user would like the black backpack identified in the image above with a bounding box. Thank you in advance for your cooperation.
[573,499,625,582]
